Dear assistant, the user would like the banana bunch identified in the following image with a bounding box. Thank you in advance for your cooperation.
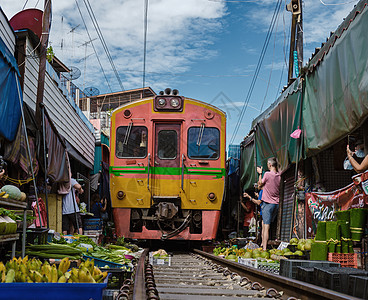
[0,191,9,198]
[0,256,108,283]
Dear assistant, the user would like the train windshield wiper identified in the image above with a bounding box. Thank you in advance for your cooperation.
[196,123,205,147]
[123,122,133,145]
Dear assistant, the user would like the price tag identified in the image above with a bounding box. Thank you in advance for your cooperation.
[277,241,289,250]
[157,259,164,265]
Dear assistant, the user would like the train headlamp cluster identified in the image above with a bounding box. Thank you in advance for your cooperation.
[154,88,183,111]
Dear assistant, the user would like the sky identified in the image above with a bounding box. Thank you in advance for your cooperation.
[0,0,360,146]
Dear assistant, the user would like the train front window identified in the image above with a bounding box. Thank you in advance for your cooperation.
[116,126,147,158]
[157,130,177,159]
[188,127,220,159]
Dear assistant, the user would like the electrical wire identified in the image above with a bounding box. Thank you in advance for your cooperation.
[142,0,149,89]
[319,0,357,5]
[75,0,113,92]
[82,0,125,91]
[18,0,51,68]
[22,0,30,10]
[260,4,282,112]
[229,0,282,144]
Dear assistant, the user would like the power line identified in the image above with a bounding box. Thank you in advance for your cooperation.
[143,0,149,89]
[22,0,30,10]
[75,0,113,92]
[229,0,282,144]
[319,0,357,5]
[260,5,281,112]
[82,0,125,90]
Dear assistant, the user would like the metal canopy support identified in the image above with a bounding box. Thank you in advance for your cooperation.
[41,104,50,228]
[15,76,43,229]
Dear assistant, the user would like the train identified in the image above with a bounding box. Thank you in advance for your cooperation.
[109,89,226,240]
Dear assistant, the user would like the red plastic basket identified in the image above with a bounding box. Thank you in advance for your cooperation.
[328,253,357,268]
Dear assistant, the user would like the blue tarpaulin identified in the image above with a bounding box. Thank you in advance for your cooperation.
[0,36,22,141]
[228,144,241,176]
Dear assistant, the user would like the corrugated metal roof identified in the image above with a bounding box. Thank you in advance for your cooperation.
[306,0,368,73]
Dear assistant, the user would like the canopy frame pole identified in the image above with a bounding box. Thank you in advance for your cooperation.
[41,104,49,228]
[15,75,43,228]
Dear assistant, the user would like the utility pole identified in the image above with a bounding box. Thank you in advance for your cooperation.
[35,0,52,126]
[286,0,303,85]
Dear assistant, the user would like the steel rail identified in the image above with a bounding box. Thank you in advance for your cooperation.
[132,248,149,300]
[194,249,360,300]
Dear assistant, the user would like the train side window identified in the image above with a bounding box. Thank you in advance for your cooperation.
[116,126,147,158]
[187,127,220,159]
[157,130,177,159]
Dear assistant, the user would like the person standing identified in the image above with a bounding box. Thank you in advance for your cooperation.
[346,140,368,173]
[62,178,84,235]
[257,157,280,250]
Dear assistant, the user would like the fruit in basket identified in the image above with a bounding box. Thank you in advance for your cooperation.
[290,238,298,245]
[304,239,313,250]
[294,250,303,256]
[243,252,252,259]
[260,251,270,259]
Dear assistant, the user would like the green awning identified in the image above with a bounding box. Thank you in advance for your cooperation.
[253,79,303,172]
[240,133,256,191]
[303,2,368,155]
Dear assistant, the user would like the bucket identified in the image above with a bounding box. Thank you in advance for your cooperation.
[335,210,350,222]
[339,221,351,239]
[315,221,326,241]
[350,208,366,228]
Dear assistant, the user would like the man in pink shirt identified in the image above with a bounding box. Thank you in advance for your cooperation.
[257,157,280,250]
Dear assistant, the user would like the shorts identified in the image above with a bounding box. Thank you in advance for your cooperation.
[62,213,82,232]
[261,202,278,225]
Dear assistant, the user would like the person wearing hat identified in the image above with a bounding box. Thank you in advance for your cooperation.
[346,139,368,173]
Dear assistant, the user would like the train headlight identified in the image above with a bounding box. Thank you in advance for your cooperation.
[117,191,125,200]
[158,98,166,107]
[170,98,180,108]
[207,192,216,201]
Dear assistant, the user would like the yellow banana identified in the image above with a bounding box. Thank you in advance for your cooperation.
[22,255,28,265]
[34,271,42,283]
[0,262,5,273]
[93,266,101,277]
[5,269,15,283]
[1,270,6,283]
[94,274,103,282]
[58,275,67,283]
[2,194,9,198]
[78,269,87,283]
[51,265,58,283]
[0,191,5,196]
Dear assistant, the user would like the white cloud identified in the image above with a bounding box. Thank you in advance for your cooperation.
[1,0,226,93]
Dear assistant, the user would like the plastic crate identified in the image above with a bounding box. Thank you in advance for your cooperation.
[0,282,107,300]
[17,228,49,250]
[257,261,279,274]
[349,275,368,299]
[83,218,103,230]
[314,266,368,293]
[328,253,358,268]
[102,289,120,300]
[296,267,314,284]
[238,257,258,268]
[83,255,123,268]
[100,268,133,289]
[279,259,340,279]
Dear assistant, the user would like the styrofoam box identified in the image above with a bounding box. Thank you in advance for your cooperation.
[238,257,258,268]
[149,252,171,266]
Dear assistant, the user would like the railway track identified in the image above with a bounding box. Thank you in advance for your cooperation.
[126,249,360,300]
